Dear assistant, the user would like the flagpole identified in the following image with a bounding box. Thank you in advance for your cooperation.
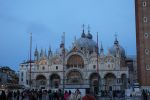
[29,33,32,88]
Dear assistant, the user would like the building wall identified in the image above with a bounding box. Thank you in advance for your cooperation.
[135,0,150,88]
[19,32,129,91]
[19,51,129,90]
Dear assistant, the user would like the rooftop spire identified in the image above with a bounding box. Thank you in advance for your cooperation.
[86,25,92,39]
[40,49,44,57]
[48,45,52,58]
[44,49,47,57]
[81,24,86,38]
[34,45,38,54]
[114,33,119,44]
[60,32,65,48]
[48,45,51,52]
[35,45,38,51]
[100,42,104,52]
[73,35,77,46]
[88,24,90,33]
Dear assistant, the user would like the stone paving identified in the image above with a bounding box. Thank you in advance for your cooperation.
[12,96,150,100]
[96,96,150,100]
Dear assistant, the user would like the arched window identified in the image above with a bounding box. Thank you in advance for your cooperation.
[42,66,45,70]
[67,54,84,68]
[50,74,60,88]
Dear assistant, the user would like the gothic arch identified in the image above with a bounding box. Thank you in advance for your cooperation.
[50,73,60,88]
[89,72,101,94]
[35,74,47,89]
[121,73,127,90]
[89,73,100,86]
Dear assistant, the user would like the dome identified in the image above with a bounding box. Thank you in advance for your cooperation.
[75,36,97,52]
[109,39,125,57]
[86,33,93,39]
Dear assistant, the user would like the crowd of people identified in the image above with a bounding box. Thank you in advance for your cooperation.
[0,88,95,100]
[100,90,125,98]
[1,88,149,100]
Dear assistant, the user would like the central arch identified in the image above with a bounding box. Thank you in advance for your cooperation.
[104,73,116,91]
[66,70,83,84]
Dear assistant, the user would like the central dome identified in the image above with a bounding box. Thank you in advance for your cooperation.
[75,33,97,52]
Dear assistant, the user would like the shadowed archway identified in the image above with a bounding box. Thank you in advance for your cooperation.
[50,74,60,88]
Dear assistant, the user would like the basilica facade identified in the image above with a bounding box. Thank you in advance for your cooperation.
[19,29,129,92]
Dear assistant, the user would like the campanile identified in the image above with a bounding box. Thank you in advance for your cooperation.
[135,0,150,89]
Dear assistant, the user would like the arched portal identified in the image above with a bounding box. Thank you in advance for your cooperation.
[89,73,100,94]
[66,70,83,84]
[121,74,127,90]
[67,54,84,68]
[50,74,60,88]
[36,75,47,89]
[104,73,116,91]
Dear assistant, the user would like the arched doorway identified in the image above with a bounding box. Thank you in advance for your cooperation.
[104,73,116,91]
[89,73,100,94]
[121,74,127,90]
[66,70,83,84]
[36,75,47,89]
[50,74,60,88]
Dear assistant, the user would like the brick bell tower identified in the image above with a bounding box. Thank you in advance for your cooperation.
[135,0,150,89]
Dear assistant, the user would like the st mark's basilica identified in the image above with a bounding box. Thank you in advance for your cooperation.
[19,27,129,92]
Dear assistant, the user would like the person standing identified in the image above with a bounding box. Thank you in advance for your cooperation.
[74,89,82,100]
[7,90,13,100]
[48,90,53,100]
[16,90,20,100]
[0,90,6,100]
[64,90,69,100]
[68,90,75,100]
[142,90,147,100]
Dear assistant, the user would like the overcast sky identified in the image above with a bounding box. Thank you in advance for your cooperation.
[0,0,136,71]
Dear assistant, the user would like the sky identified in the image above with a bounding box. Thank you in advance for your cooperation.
[0,0,136,71]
